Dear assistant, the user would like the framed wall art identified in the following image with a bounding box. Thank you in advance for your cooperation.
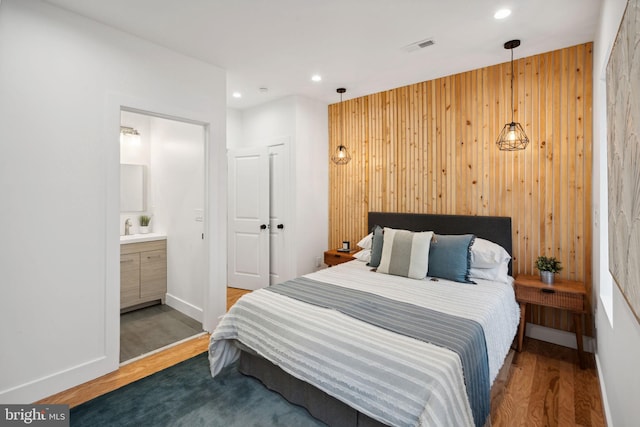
[607,0,640,324]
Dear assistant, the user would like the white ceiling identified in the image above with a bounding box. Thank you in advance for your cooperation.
[43,0,602,110]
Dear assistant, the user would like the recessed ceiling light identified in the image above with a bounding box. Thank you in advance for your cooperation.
[494,8,511,19]
[311,74,322,82]
[232,92,242,98]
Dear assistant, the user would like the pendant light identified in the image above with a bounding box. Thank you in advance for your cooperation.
[331,88,351,165]
[496,40,529,151]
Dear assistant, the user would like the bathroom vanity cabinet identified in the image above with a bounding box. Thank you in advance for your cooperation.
[120,239,167,311]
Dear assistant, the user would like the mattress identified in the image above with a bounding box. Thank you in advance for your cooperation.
[209,260,519,427]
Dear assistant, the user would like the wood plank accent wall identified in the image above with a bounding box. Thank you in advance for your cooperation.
[328,43,593,335]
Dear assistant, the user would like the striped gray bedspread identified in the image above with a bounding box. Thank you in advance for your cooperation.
[266,277,489,427]
[209,261,520,427]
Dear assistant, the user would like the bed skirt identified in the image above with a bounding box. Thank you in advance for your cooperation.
[238,349,387,427]
[237,346,515,427]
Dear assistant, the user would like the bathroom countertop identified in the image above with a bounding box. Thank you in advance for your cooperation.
[120,232,167,244]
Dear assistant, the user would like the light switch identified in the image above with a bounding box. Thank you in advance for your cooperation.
[195,209,204,222]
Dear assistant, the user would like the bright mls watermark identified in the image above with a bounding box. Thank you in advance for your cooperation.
[0,405,69,427]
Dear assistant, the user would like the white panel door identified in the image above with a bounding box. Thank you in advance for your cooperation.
[268,144,288,285]
[228,148,270,290]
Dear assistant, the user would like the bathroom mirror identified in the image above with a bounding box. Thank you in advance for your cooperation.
[120,164,145,212]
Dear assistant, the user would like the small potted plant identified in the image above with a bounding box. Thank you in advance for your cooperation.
[535,256,562,284]
[139,215,151,234]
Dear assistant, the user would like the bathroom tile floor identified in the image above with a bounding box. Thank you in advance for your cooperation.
[120,304,203,363]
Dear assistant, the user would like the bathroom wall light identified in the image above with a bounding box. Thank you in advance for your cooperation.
[120,126,141,144]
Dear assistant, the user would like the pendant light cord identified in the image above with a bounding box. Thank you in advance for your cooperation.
[340,91,344,148]
[510,47,514,124]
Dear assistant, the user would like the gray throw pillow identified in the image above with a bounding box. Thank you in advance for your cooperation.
[377,228,433,279]
[367,225,384,267]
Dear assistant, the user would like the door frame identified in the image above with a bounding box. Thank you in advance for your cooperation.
[119,107,210,351]
[105,91,226,375]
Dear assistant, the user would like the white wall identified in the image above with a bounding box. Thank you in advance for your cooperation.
[0,0,227,403]
[593,0,640,425]
[228,95,328,279]
[150,117,206,322]
[240,97,296,148]
[294,96,329,276]
[226,108,243,149]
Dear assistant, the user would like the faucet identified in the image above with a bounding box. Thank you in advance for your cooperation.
[124,218,132,236]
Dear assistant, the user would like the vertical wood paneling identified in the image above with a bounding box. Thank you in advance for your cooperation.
[328,43,593,335]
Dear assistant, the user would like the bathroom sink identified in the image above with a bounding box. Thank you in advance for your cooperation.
[120,232,167,244]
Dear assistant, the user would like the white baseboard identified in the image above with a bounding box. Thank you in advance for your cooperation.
[525,322,596,353]
[165,293,203,323]
[0,356,114,404]
[594,353,613,427]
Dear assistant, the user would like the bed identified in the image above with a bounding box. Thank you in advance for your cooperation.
[209,212,520,427]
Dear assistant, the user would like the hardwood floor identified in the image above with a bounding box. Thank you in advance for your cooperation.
[493,339,605,426]
[39,287,605,426]
[227,286,249,308]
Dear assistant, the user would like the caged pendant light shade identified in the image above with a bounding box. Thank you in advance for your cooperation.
[331,88,351,165]
[496,40,529,151]
[331,145,351,164]
[497,121,529,151]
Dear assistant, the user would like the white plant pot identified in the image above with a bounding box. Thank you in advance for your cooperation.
[139,226,150,234]
[540,270,555,284]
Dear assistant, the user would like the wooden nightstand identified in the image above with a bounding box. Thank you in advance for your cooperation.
[514,274,587,368]
[324,249,357,267]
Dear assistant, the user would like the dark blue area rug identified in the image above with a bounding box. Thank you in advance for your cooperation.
[70,353,326,426]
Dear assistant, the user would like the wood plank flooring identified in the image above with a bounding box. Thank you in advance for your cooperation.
[227,286,248,309]
[39,287,606,426]
[495,339,605,426]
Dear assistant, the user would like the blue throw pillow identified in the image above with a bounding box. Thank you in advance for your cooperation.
[367,225,384,267]
[427,234,476,284]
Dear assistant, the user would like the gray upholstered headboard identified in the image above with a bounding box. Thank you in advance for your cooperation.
[367,212,513,275]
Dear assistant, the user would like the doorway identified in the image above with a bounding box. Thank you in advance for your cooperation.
[119,109,207,363]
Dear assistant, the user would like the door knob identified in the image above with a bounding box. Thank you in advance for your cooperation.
[277,224,284,229]
[260,224,267,230]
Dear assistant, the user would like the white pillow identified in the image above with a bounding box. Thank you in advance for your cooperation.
[353,249,371,262]
[377,228,433,279]
[470,238,511,268]
[469,262,510,284]
[357,233,373,249]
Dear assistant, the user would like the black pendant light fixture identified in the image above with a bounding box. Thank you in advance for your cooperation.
[331,88,351,165]
[496,39,529,151]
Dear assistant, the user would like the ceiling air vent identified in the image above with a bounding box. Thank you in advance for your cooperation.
[403,38,435,53]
